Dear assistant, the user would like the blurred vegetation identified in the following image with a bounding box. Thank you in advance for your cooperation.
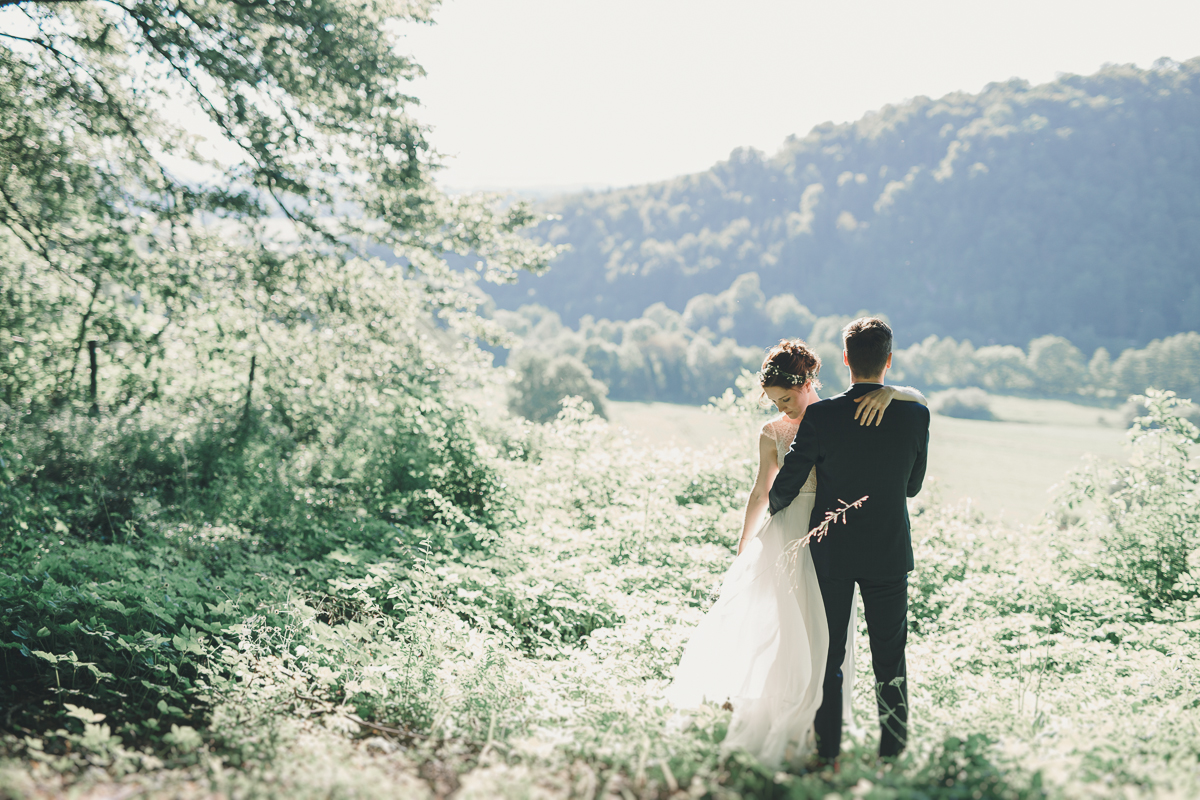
[929,388,995,421]
[493,297,769,404]
[492,59,1200,354]
[505,350,608,423]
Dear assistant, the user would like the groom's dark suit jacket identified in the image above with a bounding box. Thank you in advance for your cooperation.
[769,383,929,580]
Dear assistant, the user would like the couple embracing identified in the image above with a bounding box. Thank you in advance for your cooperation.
[667,317,930,770]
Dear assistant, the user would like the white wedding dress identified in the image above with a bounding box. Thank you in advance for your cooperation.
[666,415,855,768]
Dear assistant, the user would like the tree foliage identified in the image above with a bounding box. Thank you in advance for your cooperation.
[891,330,1200,400]
[0,0,550,413]
[506,349,608,423]
[497,273,1200,403]
[494,302,768,405]
[929,388,994,420]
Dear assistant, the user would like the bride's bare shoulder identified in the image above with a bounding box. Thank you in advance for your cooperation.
[760,413,791,441]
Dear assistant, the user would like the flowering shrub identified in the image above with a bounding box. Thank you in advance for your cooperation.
[1060,389,1200,607]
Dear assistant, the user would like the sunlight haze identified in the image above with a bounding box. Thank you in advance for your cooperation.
[402,0,1200,191]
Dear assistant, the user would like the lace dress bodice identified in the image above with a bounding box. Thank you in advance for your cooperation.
[761,415,817,493]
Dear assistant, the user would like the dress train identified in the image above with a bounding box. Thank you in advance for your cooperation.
[665,494,856,768]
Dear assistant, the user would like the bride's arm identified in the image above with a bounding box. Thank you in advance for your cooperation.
[738,434,780,555]
[853,385,927,426]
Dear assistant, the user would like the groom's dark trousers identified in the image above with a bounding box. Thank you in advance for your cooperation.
[815,575,909,758]
[769,383,929,759]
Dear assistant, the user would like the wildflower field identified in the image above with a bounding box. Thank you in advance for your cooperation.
[2,384,1198,799]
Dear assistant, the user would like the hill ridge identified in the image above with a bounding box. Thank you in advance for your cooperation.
[489,58,1200,352]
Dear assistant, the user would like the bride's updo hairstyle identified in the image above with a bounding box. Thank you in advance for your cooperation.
[758,339,822,393]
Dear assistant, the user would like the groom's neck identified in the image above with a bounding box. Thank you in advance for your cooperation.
[850,364,888,385]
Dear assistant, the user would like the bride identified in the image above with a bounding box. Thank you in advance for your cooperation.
[665,338,926,768]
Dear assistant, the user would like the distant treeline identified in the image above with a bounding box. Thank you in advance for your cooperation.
[894,331,1200,401]
[496,289,1200,406]
[491,59,1200,354]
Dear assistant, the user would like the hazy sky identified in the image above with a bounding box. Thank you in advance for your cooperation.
[400,0,1200,191]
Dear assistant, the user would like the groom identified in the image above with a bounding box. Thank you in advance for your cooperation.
[769,317,929,764]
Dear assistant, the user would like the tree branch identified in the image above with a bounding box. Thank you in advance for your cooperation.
[0,182,62,270]
[113,8,327,235]
[59,274,103,403]
[0,0,89,8]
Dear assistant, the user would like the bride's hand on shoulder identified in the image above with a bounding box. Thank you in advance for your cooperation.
[854,386,896,426]
[853,385,925,426]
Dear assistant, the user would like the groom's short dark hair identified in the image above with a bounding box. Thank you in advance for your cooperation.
[843,317,892,377]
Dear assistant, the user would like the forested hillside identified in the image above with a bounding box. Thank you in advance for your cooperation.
[490,59,1200,353]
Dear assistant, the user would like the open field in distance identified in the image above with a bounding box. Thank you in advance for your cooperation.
[608,394,1130,525]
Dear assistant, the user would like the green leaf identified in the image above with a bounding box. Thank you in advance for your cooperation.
[164,724,203,753]
[101,599,130,614]
[63,704,106,724]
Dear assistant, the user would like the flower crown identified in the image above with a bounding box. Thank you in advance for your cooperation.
[757,362,812,387]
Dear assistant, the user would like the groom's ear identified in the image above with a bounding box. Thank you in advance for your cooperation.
[885,353,893,369]
[842,350,849,367]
